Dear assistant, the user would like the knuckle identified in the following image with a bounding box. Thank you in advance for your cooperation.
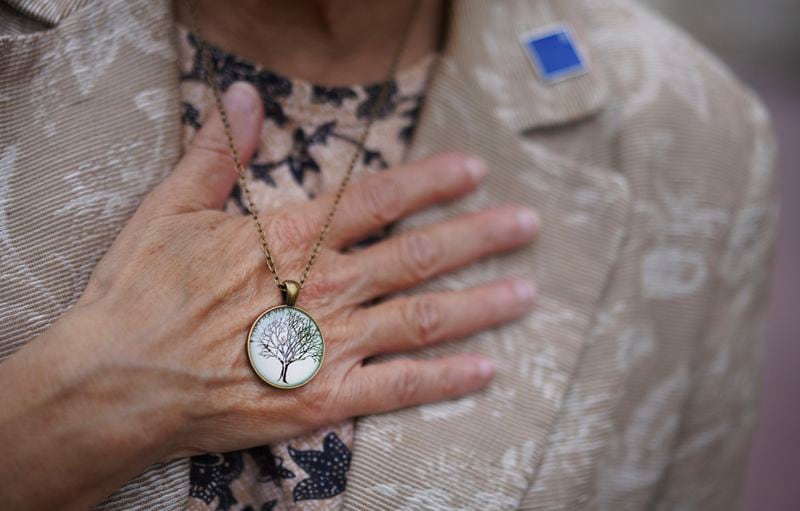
[403,231,440,279]
[301,269,341,303]
[295,383,334,425]
[229,220,265,269]
[393,363,423,406]
[191,137,233,171]
[269,211,313,249]
[327,377,356,422]
[362,175,400,225]
[406,296,442,345]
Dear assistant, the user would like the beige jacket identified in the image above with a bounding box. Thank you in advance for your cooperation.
[0,0,779,510]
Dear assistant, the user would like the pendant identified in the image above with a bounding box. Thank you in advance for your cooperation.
[246,281,325,389]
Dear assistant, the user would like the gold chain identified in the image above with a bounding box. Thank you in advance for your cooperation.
[185,0,421,293]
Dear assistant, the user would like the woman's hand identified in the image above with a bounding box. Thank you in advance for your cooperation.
[0,83,538,508]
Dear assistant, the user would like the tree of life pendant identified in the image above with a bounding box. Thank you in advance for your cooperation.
[247,305,325,389]
[246,281,324,389]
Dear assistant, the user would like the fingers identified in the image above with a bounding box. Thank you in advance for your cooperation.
[149,82,264,214]
[339,353,495,417]
[345,205,539,303]
[345,279,536,357]
[320,153,488,248]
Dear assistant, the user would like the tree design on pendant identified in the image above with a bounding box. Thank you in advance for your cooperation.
[247,306,324,388]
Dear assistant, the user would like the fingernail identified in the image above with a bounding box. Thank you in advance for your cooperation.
[478,358,495,380]
[516,209,539,236]
[223,82,259,114]
[513,280,537,303]
[477,359,496,379]
[464,157,488,182]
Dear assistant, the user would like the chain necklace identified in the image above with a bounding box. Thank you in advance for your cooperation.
[186,0,420,389]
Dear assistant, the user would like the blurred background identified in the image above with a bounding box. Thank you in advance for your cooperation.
[641,1,800,509]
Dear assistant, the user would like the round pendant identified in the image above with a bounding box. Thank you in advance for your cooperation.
[246,305,325,389]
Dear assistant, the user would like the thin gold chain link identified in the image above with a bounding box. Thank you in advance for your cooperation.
[185,0,421,293]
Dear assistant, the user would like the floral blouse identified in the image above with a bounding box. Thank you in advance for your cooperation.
[176,24,437,511]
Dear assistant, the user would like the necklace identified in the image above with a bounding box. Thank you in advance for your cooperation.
[186,0,420,389]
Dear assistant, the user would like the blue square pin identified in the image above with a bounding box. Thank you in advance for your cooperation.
[520,24,589,83]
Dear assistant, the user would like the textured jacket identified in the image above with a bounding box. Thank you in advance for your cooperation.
[0,0,779,509]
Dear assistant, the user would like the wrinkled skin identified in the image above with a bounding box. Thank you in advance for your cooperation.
[0,83,539,509]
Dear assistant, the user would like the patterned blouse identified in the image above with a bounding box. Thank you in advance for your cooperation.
[176,25,437,511]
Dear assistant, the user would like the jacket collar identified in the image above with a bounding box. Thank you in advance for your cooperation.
[442,0,609,132]
[9,0,609,131]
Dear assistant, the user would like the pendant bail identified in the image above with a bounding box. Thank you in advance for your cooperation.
[281,280,301,307]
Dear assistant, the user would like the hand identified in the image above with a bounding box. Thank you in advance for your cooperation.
[0,82,538,508]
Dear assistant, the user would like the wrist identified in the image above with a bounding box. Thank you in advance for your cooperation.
[55,300,187,459]
[0,301,180,508]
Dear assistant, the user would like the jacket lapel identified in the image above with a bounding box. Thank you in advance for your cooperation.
[342,1,630,509]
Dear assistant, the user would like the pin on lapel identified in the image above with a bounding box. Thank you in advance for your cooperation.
[520,24,589,84]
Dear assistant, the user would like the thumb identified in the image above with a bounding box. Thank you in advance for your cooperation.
[162,81,263,213]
